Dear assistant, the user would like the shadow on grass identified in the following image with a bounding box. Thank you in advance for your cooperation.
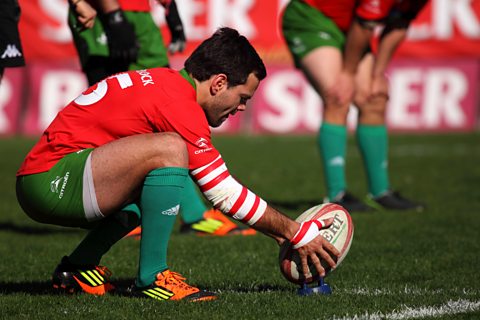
[0,281,54,295]
[0,222,83,235]
[0,279,292,296]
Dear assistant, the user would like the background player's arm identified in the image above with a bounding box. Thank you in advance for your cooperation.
[69,0,97,31]
[157,0,186,54]
[95,0,139,63]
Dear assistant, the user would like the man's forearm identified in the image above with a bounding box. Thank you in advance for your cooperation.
[374,28,407,76]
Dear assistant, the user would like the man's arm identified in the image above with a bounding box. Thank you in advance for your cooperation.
[95,0,139,64]
[157,0,186,54]
[69,0,97,31]
[191,155,340,277]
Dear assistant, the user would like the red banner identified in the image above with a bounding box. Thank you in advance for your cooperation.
[1,0,478,135]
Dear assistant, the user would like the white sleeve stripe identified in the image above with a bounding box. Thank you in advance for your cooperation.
[231,190,257,220]
[246,199,267,225]
[191,155,222,176]
[195,163,228,187]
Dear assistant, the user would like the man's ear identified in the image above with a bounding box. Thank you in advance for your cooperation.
[210,74,228,95]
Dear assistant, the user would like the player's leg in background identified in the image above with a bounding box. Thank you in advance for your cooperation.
[354,53,390,197]
[354,53,424,211]
[299,48,370,212]
[281,1,369,212]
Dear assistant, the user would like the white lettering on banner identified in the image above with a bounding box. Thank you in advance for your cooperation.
[423,69,467,127]
[209,0,255,37]
[260,71,315,132]
[39,0,72,43]
[388,68,468,128]
[174,0,255,40]
[39,71,86,130]
[409,0,480,40]
[435,0,480,39]
[389,69,422,128]
[0,79,12,132]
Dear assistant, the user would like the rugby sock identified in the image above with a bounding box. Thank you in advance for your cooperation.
[68,207,140,265]
[179,176,208,224]
[356,124,389,197]
[318,123,347,200]
[136,167,188,287]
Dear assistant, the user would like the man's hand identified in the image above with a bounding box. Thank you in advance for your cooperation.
[332,70,355,107]
[369,73,389,103]
[163,0,186,54]
[70,0,97,31]
[291,217,340,277]
[100,9,139,64]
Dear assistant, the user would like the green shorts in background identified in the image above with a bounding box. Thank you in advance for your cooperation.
[16,149,93,228]
[282,0,346,68]
[68,10,169,70]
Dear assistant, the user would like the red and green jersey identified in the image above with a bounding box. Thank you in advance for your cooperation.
[302,0,396,32]
[17,68,267,226]
[17,68,219,176]
[85,0,150,12]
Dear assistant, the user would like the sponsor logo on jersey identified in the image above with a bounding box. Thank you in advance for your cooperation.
[136,70,154,86]
[50,172,70,199]
[161,204,180,216]
[1,44,22,59]
[194,137,213,154]
[195,137,209,148]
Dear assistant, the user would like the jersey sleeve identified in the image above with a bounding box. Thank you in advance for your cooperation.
[191,155,267,226]
[355,0,395,24]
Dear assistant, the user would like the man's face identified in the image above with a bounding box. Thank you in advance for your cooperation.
[206,73,260,128]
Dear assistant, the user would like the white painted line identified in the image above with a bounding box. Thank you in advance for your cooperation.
[333,299,480,320]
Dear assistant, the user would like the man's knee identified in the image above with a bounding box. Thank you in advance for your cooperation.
[150,132,188,168]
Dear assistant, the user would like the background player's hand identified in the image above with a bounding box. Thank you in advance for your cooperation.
[333,70,355,107]
[369,73,389,102]
[70,0,97,31]
[162,0,186,54]
[100,9,139,64]
[295,218,339,277]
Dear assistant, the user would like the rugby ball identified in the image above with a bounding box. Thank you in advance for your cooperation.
[279,203,354,284]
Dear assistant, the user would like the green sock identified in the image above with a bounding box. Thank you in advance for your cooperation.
[318,123,347,200]
[179,176,208,224]
[356,124,389,197]
[137,167,188,287]
[69,208,140,265]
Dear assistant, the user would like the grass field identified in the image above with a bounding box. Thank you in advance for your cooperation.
[0,133,479,319]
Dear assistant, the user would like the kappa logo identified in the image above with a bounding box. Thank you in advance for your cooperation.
[1,44,22,59]
[161,205,180,216]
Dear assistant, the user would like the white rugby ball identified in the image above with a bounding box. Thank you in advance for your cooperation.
[279,203,354,284]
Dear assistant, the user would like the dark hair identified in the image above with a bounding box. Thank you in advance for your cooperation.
[184,27,267,87]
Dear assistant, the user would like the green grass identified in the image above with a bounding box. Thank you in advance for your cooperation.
[1,133,479,319]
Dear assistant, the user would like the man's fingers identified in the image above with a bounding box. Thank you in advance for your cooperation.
[318,217,334,229]
[310,253,326,277]
[323,239,340,257]
[318,247,337,270]
[300,255,310,277]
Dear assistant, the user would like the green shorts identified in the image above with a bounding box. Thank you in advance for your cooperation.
[16,149,97,228]
[69,10,169,70]
[282,0,346,68]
